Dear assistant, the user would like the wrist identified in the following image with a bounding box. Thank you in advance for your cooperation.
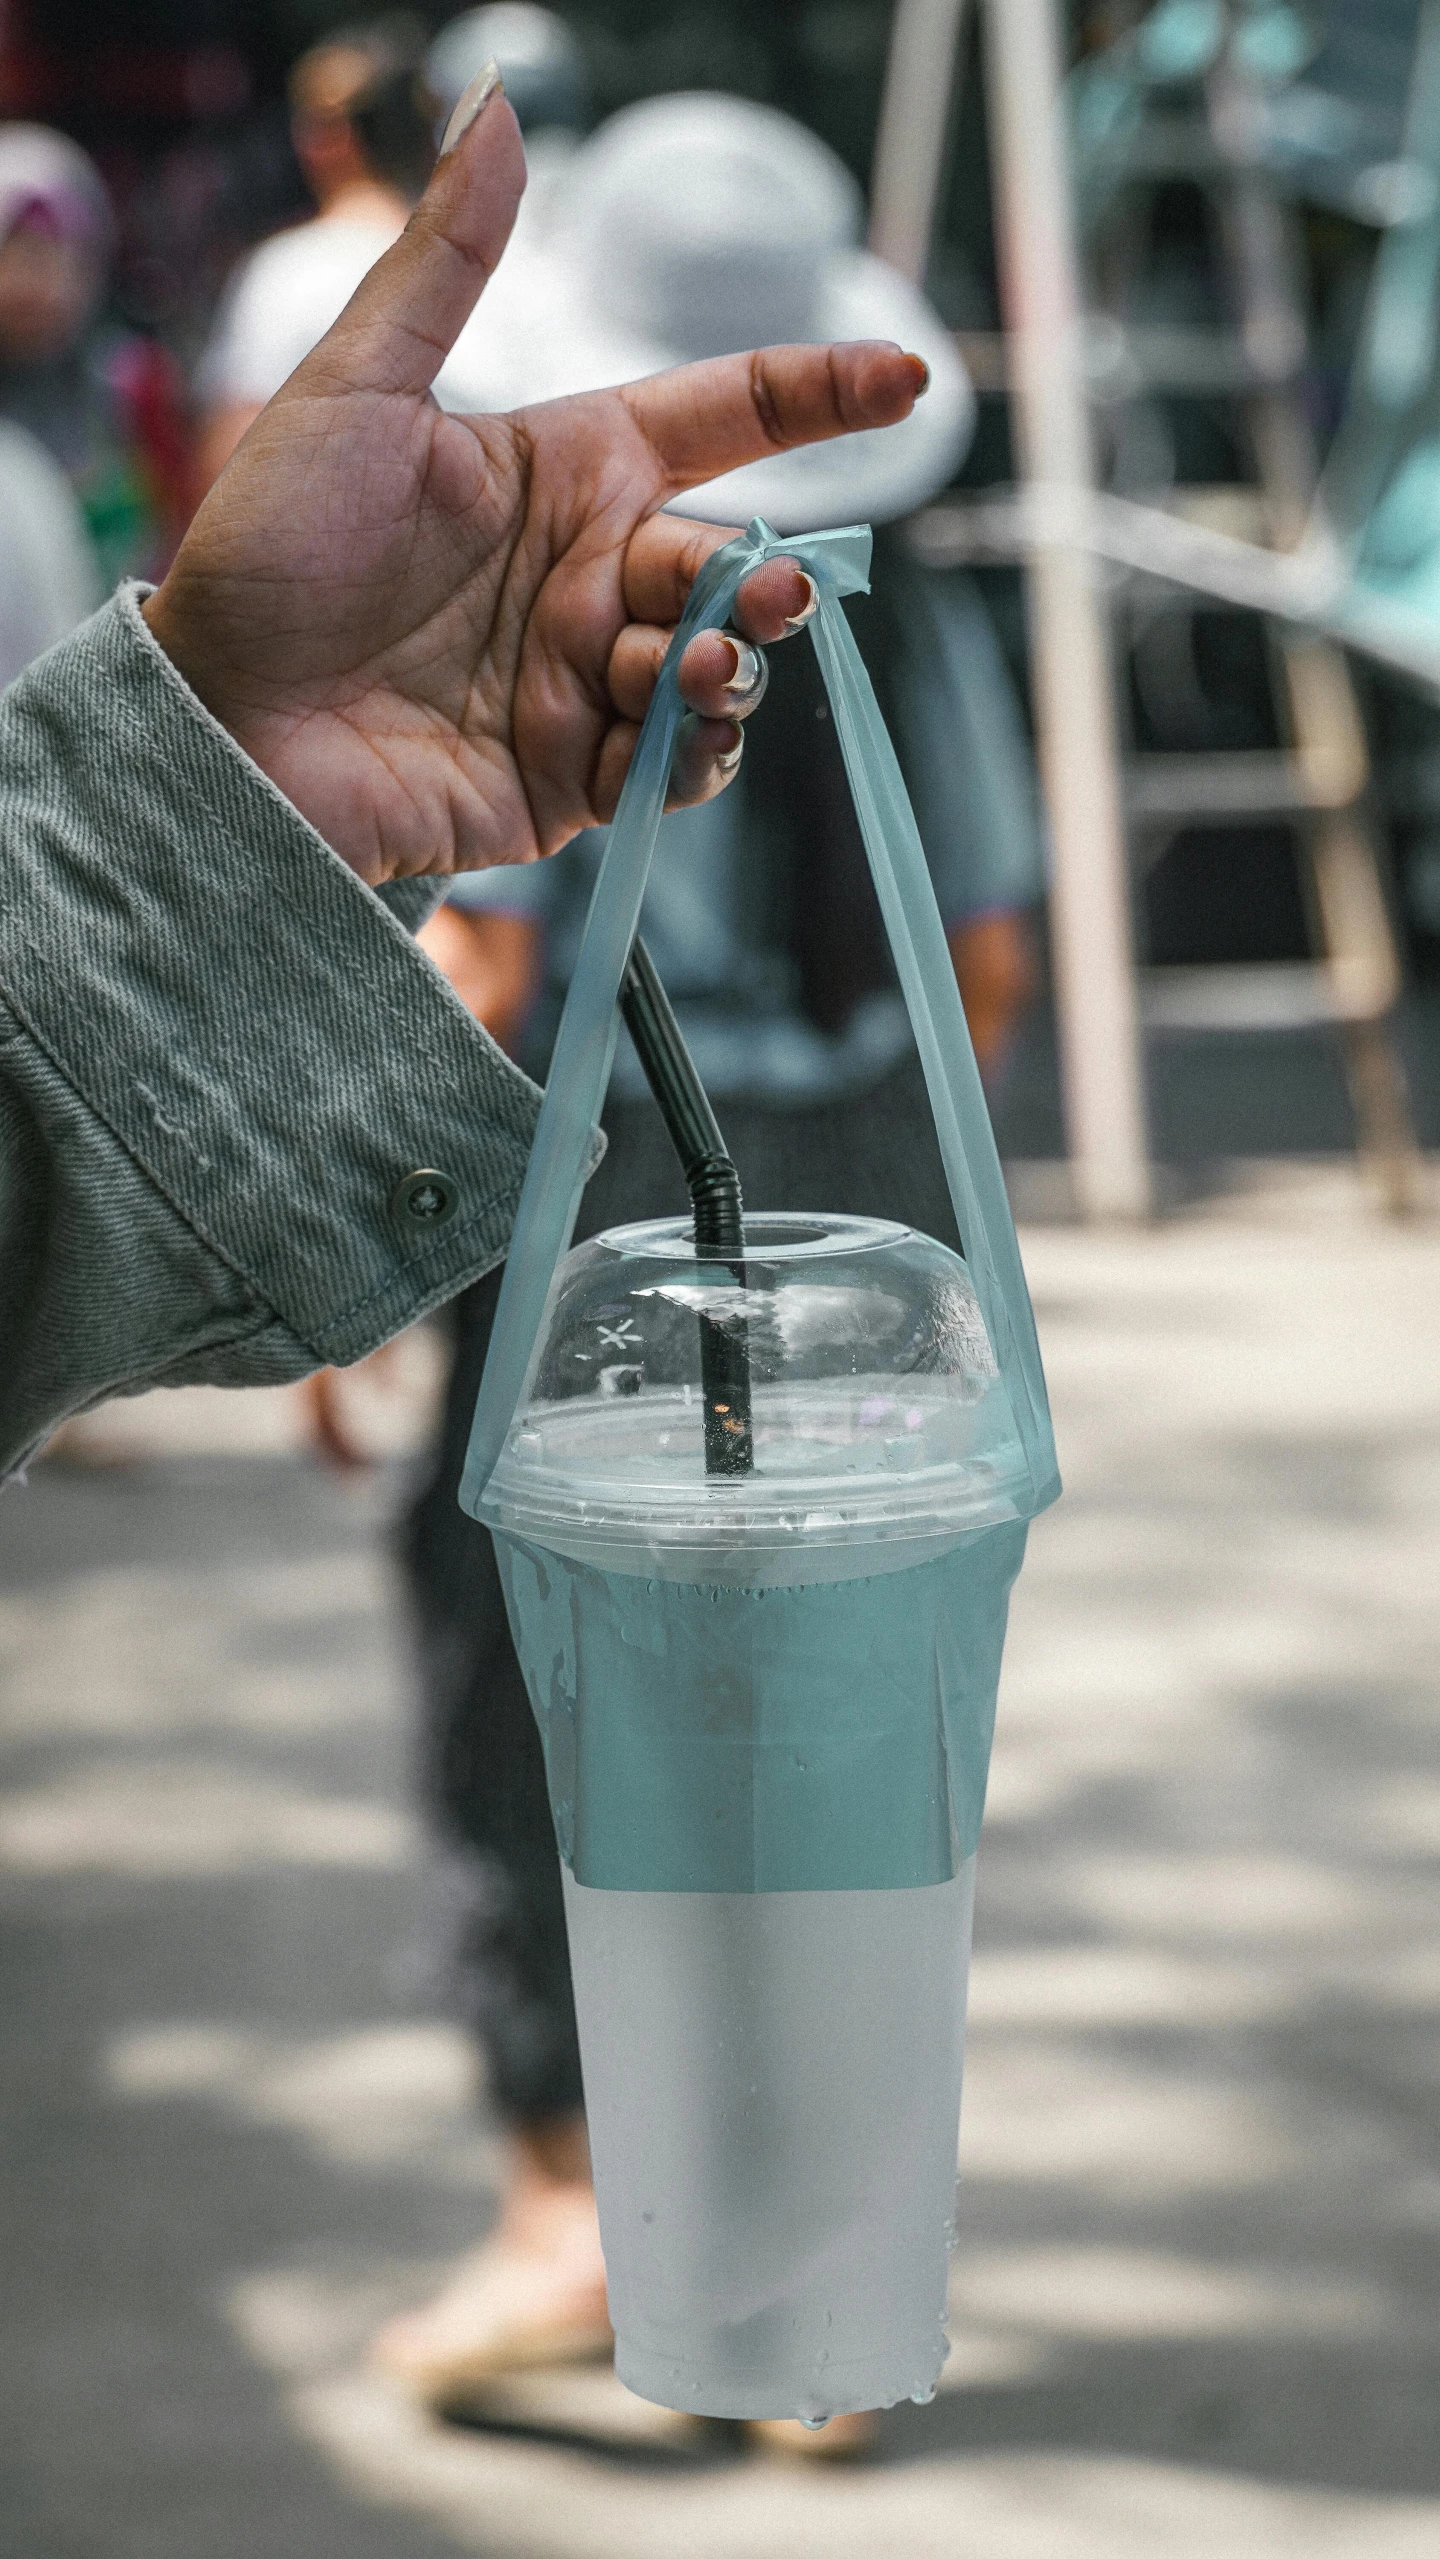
[138,579,319,873]
[139,580,207,699]
[139,580,201,714]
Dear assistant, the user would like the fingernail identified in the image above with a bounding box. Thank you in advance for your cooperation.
[720,641,767,706]
[782,573,819,634]
[440,60,503,155]
[913,358,932,396]
[716,728,744,774]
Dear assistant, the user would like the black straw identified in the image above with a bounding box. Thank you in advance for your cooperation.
[620,936,753,1475]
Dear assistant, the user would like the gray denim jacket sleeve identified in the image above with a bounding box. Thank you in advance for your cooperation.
[0,585,556,1477]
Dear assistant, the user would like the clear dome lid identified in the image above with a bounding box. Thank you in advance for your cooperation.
[479,1212,1031,1584]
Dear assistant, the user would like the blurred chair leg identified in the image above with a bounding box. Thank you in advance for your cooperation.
[1279,639,1425,1215]
[981,0,1152,1222]
[1338,1015,1426,1217]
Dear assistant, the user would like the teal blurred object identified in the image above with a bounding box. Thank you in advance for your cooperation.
[1071,0,1417,231]
[1297,3,1440,675]
[1007,3,1440,698]
[1319,5,1440,596]
[1137,0,1230,85]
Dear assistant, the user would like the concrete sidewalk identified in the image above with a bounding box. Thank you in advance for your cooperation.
[2,1166,1438,2558]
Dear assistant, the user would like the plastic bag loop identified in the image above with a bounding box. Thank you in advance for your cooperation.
[462,516,1058,1519]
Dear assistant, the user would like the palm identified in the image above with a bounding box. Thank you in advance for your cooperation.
[147,92,925,886]
[179,387,577,881]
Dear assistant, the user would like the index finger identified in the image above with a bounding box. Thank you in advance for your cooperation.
[619,339,929,496]
[622,513,817,638]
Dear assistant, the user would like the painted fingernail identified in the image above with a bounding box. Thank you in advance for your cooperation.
[721,641,767,707]
[440,60,503,155]
[782,573,819,634]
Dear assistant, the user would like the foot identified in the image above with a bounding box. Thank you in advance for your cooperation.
[372,2117,612,2406]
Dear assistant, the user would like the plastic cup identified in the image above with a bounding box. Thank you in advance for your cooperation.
[562,1866,974,2418]
[481,1214,1032,2418]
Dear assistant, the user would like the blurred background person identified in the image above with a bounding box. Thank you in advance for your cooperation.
[0,416,100,687]
[196,13,439,490]
[427,3,587,201]
[0,121,189,588]
[296,5,591,1473]
[373,71,1044,2459]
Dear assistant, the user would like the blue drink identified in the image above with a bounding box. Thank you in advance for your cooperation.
[480,1215,1034,2416]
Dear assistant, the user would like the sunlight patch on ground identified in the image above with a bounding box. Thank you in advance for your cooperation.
[953,2245,1393,2343]
[222,2253,1440,2559]
[0,1761,417,1875]
[105,2020,499,2183]
[958,2041,1300,2194]
[0,1552,399,1743]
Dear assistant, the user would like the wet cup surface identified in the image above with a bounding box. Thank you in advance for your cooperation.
[481,1214,1031,2416]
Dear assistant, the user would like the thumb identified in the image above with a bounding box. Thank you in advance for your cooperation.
[315,66,526,400]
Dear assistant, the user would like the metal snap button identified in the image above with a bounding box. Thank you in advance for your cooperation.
[391,1168,458,1233]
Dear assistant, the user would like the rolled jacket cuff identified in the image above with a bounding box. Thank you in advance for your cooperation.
[1,588,556,1364]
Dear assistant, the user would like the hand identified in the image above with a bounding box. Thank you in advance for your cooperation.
[143,77,928,887]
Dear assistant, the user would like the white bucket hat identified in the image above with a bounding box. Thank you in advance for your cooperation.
[445,91,974,532]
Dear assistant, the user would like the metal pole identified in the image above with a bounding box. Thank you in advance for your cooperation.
[869,0,971,283]
[981,0,1152,1219]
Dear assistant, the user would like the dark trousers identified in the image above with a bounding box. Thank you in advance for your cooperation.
[399,1057,961,2124]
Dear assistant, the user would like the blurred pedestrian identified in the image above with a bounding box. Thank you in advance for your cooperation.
[296,2,593,1470]
[375,86,1043,2457]
[427,4,587,149]
[426,4,591,271]
[196,14,442,489]
[0,419,100,689]
[0,123,190,587]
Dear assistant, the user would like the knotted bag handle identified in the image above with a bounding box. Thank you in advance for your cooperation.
[461,517,1058,1520]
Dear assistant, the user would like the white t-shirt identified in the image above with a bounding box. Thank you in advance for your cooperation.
[0,422,101,690]
[200,214,480,415]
